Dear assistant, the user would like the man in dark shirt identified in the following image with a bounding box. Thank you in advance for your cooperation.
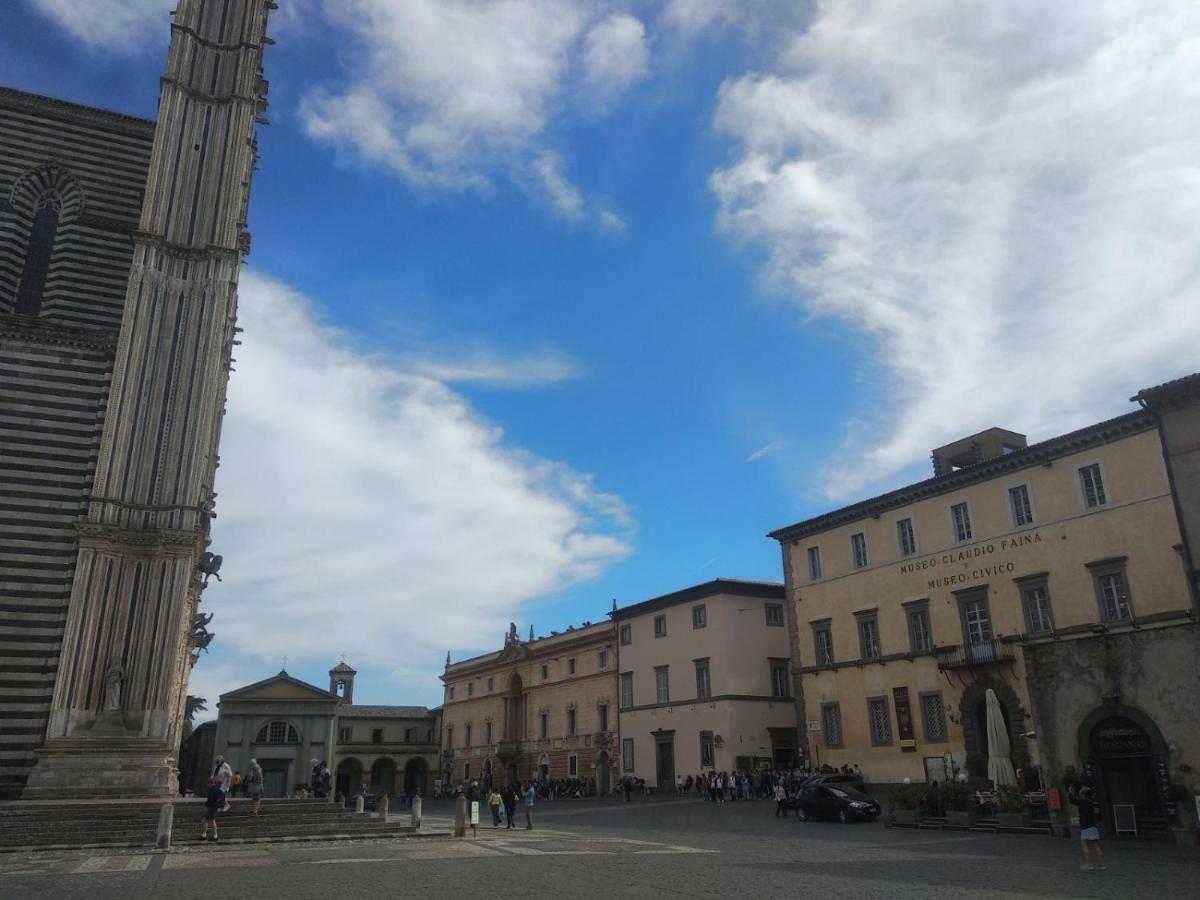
[1071,783,1105,870]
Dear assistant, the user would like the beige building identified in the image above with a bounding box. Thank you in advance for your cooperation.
[441,622,618,792]
[614,580,794,788]
[769,380,1200,833]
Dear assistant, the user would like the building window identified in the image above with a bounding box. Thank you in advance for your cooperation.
[598,649,608,670]
[446,726,453,749]
[958,590,994,660]
[15,198,60,316]
[1079,463,1107,509]
[566,707,576,736]
[867,697,893,746]
[487,677,494,692]
[372,728,384,744]
[850,532,869,569]
[812,621,834,667]
[540,664,549,681]
[906,602,932,653]
[568,754,578,777]
[822,703,842,748]
[765,603,785,627]
[465,724,472,746]
[468,682,474,697]
[448,686,455,700]
[622,738,635,772]
[1009,484,1034,527]
[920,692,947,742]
[655,666,670,704]
[951,502,973,542]
[405,727,416,742]
[699,731,715,768]
[654,614,668,638]
[256,721,300,744]
[620,672,634,709]
[539,713,548,739]
[568,658,576,675]
[484,722,492,744]
[597,703,609,733]
[1020,579,1054,634]
[338,726,352,742]
[1090,562,1133,623]
[619,624,632,645]
[464,762,471,781]
[856,613,881,661]
[769,659,789,698]
[692,604,707,629]
[807,546,822,580]
[695,659,711,700]
[896,518,917,556]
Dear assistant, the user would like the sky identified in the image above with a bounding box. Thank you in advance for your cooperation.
[3,0,1199,717]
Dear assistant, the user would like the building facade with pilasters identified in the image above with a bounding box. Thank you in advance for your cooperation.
[770,379,1199,838]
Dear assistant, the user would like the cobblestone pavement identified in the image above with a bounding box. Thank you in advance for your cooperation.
[2,798,1197,899]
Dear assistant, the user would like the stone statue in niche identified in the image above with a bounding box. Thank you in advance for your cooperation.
[102,664,123,711]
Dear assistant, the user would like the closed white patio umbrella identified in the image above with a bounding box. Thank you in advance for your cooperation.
[986,688,1017,788]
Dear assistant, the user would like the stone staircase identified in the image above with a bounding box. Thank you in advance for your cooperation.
[0,798,432,851]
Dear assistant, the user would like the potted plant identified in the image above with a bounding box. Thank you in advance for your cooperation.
[890,782,923,826]
[944,779,976,827]
[995,784,1027,829]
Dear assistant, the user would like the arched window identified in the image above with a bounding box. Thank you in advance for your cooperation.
[255,720,300,744]
[15,197,60,316]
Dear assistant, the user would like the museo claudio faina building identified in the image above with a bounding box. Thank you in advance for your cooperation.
[0,1,275,799]
[769,373,1200,835]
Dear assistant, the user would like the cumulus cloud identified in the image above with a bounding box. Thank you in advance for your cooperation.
[710,0,1200,499]
[202,270,631,687]
[581,13,650,109]
[27,0,174,51]
[302,0,645,226]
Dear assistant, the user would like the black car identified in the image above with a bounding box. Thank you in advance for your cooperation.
[794,784,880,823]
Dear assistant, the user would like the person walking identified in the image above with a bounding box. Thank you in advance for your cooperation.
[212,755,233,812]
[246,759,264,817]
[774,781,788,818]
[489,788,503,827]
[506,785,519,829]
[524,781,536,830]
[1072,782,1106,870]
[200,776,223,842]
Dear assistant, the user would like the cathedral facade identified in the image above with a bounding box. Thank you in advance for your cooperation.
[0,0,274,799]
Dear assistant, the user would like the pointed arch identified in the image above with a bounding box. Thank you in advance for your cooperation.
[7,164,84,317]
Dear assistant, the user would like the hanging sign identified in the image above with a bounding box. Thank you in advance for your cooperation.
[893,687,916,751]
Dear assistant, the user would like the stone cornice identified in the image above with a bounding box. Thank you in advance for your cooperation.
[134,231,242,262]
[0,85,155,136]
[769,410,1156,543]
[0,314,118,354]
[75,522,200,551]
[1133,372,1200,412]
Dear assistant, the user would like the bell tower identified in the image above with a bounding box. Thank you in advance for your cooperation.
[329,662,357,705]
[22,0,274,797]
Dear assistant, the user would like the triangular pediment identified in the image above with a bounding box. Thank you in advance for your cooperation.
[496,641,529,664]
[220,671,337,703]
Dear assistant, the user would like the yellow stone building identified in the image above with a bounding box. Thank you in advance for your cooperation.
[769,379,1200,834]
[441,622,618,793]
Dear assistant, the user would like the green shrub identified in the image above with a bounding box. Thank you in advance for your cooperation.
[944,779,970,811]
[996,784,1025,813]
[891,783,922,810]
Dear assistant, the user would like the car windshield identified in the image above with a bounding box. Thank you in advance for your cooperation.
[828,786,869,801]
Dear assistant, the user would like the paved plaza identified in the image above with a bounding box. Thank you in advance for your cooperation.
[1,797,1197,899]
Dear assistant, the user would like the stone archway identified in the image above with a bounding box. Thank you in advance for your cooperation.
[336,757,363,799]
[403,757,429,797]
[1077,703,1172,829]
[370,758,397,797]
[958,678,1027,765]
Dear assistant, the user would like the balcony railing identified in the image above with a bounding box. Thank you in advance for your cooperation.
[935,640,1015,670]
[496,741,521,758]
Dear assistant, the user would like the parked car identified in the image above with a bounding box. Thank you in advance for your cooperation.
[794,784,880,823]
[805,773,865,787]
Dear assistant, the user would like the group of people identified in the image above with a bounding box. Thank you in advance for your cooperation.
[200,755,264,843]
[674,765,861,806]
[460,781,537,830]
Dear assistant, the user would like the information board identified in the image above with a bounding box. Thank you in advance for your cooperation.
[1112,803,1137,836]
[470,801,480,826]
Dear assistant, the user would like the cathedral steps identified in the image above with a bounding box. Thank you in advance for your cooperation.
[0,798,432,850]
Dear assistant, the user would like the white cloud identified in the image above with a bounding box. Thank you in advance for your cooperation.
[581,13,650,108]
[406,347,580,388]
[302,0,643,226]
[27,0,174,51]
[746,439,786,463]
[710,0,1200,500]
[202,270,631,687]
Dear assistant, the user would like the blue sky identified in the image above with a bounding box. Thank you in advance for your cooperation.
[5,1,1199,715]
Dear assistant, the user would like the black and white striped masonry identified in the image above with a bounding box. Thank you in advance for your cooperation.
[1,0,275,800]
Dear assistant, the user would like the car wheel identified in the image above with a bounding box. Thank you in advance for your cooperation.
[838,809,849,824]
[796,807,808,822]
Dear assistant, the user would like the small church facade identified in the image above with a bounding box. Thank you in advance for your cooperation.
[212,663,440,799]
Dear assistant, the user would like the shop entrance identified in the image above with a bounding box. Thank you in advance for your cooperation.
[1078,704,1172,835]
